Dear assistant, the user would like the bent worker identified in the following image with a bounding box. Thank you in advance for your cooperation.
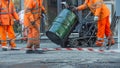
[0,0,20,51]
[24,0,46,53]
[73,0,115,47]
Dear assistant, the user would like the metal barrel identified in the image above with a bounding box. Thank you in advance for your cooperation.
[46,9,77,45]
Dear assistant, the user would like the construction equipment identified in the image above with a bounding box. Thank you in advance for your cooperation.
[46,1,97,48]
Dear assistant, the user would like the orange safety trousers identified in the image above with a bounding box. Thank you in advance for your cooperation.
[97,16,112,39]
[27,21,40,49]
[0,26,2,44]
[1,25,16,48]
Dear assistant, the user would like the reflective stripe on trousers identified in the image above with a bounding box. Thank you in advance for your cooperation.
[28,38,39,41]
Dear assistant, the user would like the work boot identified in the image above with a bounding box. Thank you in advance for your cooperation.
[107,38,115,46]
[10,40,17,49]
[2,46,9,51]
[26,46,34,54]
[95,40,104,47]
[106,34,115,45]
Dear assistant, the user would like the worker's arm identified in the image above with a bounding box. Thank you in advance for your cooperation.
[24,0,35,22]
[76,0,88,11]
[11,2,19,21]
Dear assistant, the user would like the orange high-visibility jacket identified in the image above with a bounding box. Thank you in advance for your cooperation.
[77,0,110,20]
[0,0,19,25]
[24,0,45,27]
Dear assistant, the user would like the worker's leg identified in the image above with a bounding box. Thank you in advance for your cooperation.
[26,27,34,53]
[105,16,115,45]
[33,22,42,54]
[0,26,3,44]
[1,26,8,51]
[33,23,40,50]
[26,27,33,49]
[7,25,16,48]
[1,26,7,47]
[96,17,107,46]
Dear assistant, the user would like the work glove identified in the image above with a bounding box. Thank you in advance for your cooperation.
[71,7,77,11]
[16,20,21,26]
[22,28,28,41]
[31,21,35,25]
[42,10,47,15]
[94,16,99,22]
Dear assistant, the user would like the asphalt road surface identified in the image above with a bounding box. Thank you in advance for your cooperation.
[0,37,120,68]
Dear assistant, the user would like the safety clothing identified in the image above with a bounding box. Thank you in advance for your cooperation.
[31,21,36,25]
[97,16,115,46]
[0,0,19,48]
[77,0,110,20]
[77,0,115,47]
[24,0,46,50]
[0,0,19,25]
[0,26,2,44]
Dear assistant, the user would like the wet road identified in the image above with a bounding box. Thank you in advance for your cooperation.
[0,37,120,68]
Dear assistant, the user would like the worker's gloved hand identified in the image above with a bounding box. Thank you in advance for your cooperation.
[16,20,21,26]
[94,16,99,22]
[31,21,35,25]
[42,10,47,15]
[72,7,77,11]
[22,28,28,41]
[69,6,77,11]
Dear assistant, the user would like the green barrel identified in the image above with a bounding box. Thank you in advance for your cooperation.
[46,9,77,45]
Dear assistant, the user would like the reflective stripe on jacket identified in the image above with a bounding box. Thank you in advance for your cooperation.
[0,0,19,25]
[24,0,44,27]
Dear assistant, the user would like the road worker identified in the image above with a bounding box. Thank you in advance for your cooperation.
[24,0,46,53]
[0,0,20,51]
[73,0,115,47]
